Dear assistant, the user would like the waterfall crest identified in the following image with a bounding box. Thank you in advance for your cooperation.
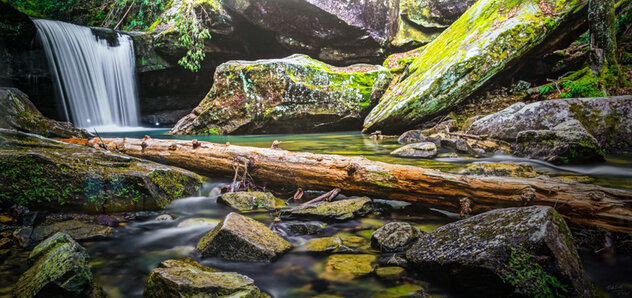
[34,19,140,129]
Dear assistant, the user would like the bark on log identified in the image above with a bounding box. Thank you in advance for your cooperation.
[61,137,632,233]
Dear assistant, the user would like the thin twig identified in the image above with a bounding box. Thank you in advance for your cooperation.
[301,188,341,206]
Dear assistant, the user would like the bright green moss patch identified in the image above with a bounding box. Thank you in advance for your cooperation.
[504,247,568,297]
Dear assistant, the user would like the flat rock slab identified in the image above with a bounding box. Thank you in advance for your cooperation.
[390,142,437,158]
[197,212,292,262]
[320,254,377,281]
[31,220,113,242]
[280,197,374,221]
[406,206,591,297]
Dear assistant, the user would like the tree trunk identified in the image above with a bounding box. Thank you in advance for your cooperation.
[60,137,632,233]
[588,0,618,75]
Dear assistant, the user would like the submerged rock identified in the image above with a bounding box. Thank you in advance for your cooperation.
[301,233,370,253]
[363,0,588,134]
[13,232,97,297]
[177,217,221,228]
[31,220,113,243]
[371,222,422,252]
[375,266,405,281]
[467,96,632,152]
[321,254,377,281]
[196,212,292,261]
[0,129,203,212]
[0,88,90,138]
[406,206,591,297]
[390,142,437,159]
[514,120,605,164]
[144,257,266,298]
[280,197,374,221]
[371,283,426,298]
[274,221,327,236]
[217,191,286,211]
[171,54,392,135]
[452,163,539,178]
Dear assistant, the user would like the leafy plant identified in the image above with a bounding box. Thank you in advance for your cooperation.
[174,1,212,72]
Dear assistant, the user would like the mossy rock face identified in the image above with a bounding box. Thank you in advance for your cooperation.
[170,54,393,135]
[390,142,437,159]
[300,233,371,253]
[320,254,377,281]
[514,120,606,164]
[31,220,113,243]
[371,222,422,252]
[452,163,539,178]
[405,206,591,297]
[363,0,588,134]
[13,232,96,297]
[144,262,265,298]
[196,212,292,262]
[0,129,203,212]
[400,0,477,29]
[467,96,632,153]
[0,88,90,138]
[217,191,286,211]
[280,197,374,221]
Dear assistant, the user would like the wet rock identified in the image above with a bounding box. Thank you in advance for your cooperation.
[320,254,377,281]
[280,197,374,221]
[13,232,96,297]
[177,217,221,228]
[170,54,392,135]
[274,221,327,236]
[363,0,588,134]
[95,214,119,227]
[31,220,113,242]
[406,206,591,297]
[13,227,32,248]
[301,233,370,253]
[0,88,90,138]
[372,222,422,252]
[375,266,405,281]
[452,163,539,178]
[371,284,426,298]
[217,191,286,211]
[197,212,292,261]
[514,120,605,164]
[154,214,174,221]
[0,129,203,212]
[466,95,632,152]
[144,257,265,298]
[390,142,437,159]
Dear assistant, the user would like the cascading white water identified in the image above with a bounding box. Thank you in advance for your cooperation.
[34,19,140,129]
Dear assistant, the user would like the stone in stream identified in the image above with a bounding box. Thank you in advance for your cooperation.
[390,142,437,159]
[405,206,591,297]
[371,283,426,298]
[320,254,377,281]
[196,212,292,262]
[13,232,98,297]
[170,54,392,135]
[371,222,423,252]
[144,257,267,298]
[274,221,327,236]
[217,191,287,211]
[514,120,605,164]
[375,266,406,281]
[362,0,588,134]
[280,197,374,221]
[300,233,371,253]
[0,129,203,212]
[30,220,113,243]
[177,217,221,228]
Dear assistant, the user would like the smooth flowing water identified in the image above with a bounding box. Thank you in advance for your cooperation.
[34,19,140,129]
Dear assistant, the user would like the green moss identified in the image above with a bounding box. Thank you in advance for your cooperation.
[503,247,568,297]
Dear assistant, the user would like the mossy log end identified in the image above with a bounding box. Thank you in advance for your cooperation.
[61,137,632,233]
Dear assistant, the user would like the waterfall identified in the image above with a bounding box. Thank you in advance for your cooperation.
[34,19,140,129]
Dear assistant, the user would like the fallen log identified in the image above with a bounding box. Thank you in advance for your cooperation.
[60,136,632,233]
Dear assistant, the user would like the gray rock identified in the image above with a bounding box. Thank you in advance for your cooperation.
[391,142,438,159]
[274,221,327,236]
[371,222,422,252]
[406,206,591,297]
[155,214,174,221]
[217,191,286,211]
[196,212,292,262]
[280,197,374,221]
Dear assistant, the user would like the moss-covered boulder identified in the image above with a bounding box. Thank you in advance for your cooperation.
[300,233,371,254]
[514,120,605,164]
[363,0,588,134]
[217,191,286,211]
[31,220,113,243]
[0,88,90,138]
[280,197,374,221]
[196,212,292,261]
[144,257,267,298]
[0,129,203,212]
[170,54,392,135]
[320,254,377,281]
[452,163,539,178]
[406,206,591,297]
[390,142,437,159]
[371,222,422,252]
[466,96,632,152]
[13,232,97,297]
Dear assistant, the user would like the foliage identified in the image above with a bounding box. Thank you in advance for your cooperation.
[505,247,568,297]
[174,1,212,72]
[559,75,605,98]
[103,0,167,30]
[6,0,83,22]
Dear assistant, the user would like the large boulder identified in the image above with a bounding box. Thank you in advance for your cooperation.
[171,54,392,135]
[0,88,90,138]
[13,232,98,297]
[406,206,591,297]
[467,96,632,152]
[0,129,203,212]
[144,257,267,297]
[196,212,292,261]
[363,0,588,134]
[280,197,374,221]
